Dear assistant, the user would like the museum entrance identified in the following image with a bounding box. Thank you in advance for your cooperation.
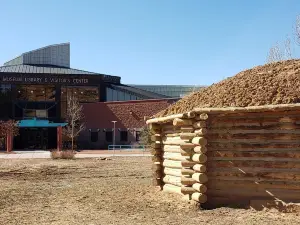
[14,127,57,150]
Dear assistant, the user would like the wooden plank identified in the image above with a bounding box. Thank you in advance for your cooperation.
[209,157,300,162]
[209,129,300,135]
[208,139,300,144]
[208,143,300,151]
[164,167,182,177]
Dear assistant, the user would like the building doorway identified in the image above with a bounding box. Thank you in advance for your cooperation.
[14,127,57,150]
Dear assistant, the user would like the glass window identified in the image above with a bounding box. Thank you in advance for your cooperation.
[120,131,128,142]
[24,109,35,118]
[61,86,98,102]
[90,132,98,142]
[136,131,140,142]
[36,110,47,118]
[106,131,113,142]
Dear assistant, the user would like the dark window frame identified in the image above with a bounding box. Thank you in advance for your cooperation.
[105,131,113,142]
[90,131,98,142]
[120,131,128,142]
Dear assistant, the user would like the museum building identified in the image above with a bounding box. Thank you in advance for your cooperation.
[0,43,173,150]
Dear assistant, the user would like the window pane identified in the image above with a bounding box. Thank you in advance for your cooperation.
[91,132,98,142]
[120,131,128,142]
[106,131,113,142]
[136,131,140,142]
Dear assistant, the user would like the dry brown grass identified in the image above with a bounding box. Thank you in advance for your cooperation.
[50,150,76,160]
[1,158,300,225]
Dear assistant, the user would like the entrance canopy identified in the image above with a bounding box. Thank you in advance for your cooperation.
[18,118,68,128]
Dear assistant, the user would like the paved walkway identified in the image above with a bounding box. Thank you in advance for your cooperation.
[0,150,151,159]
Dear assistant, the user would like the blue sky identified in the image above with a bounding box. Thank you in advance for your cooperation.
[0,0,299,85]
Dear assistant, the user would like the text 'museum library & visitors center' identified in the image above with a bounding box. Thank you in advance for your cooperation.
[0,43,201,150]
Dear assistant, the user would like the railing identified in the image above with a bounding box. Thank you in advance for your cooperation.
[108,145,150,155]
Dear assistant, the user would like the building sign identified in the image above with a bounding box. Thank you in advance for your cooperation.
[1,75,90,85]
[0,73,121,85]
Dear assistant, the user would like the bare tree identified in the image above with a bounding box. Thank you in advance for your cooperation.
[284,36,292,60]
[64,95,85,151]
[294,15,300,46]
[267,42,284,63]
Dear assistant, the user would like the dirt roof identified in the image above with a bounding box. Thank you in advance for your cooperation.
[156,59,300,117]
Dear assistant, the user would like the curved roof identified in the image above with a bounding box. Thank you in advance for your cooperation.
[4,43,70,68]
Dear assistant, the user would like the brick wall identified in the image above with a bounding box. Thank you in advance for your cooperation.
[79,98,177,149]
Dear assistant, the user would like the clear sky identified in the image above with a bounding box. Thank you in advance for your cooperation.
[0,0,300,86]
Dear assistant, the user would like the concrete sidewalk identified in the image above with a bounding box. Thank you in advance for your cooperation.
[0,151,151,159]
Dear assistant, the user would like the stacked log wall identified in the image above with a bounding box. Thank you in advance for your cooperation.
[147,104,300,209]
[204,109,300,208]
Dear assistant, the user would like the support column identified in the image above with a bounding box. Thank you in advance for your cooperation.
[57,126,62,151]
[6,131,13,152]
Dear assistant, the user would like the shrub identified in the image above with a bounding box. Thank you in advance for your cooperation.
[50,150,76,160]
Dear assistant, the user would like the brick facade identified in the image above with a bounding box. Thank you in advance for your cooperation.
[79,98,177,149]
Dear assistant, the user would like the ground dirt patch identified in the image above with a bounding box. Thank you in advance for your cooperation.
[1,157,300,225]
[157,59,300,117]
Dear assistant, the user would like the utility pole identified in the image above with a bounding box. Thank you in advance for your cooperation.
[112,121,117,153]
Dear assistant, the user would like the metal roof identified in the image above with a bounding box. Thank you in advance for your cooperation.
[0,64,97,75]
[110,84,169,99]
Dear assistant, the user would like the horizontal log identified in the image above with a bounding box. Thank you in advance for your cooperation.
[194,146,207,154]
[180,133,197,140]
[173,118,193,127]
[210,157,300,162]
[163,160,182,168]
[193,121,207,129]
[163,140,190,145]
[165,133,182,137]
[181,168,195,175]
[191,154,207,163]
[163,184,183,194]
[207,180,300,191]
[181,186,197,194]
[206,151,300,159]
[209,129,300,135]
[191,192,207,203]
[180,148,194,156]
[194,128,208,136]
[207,171,300,181]
[209,139,300,144]
[180,126,195,133]
[208,143,300,151]
[209,121,300,129]
[180,143,197,149]
[163,152,190,161]
[192,183,207,193]
[193,164,207,173]
[161,124,176,130]
[207,133,300,141]
[163,175,182,187]
[181,176,197,186]
[181,160,197,167]
[163,145,181,153]
[192,173,208,183]
[194,103,300,114]
[206,160,300,169]
[162,136,182,141]
[146,113,185,124]
[164,167,182,177]
[195,113,209,121]
[213,110,300,119]
[206,188,300,201]
[191,137,207,145]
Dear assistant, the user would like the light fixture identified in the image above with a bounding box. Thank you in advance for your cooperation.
[18,90,20,93]
[74,92,77,94]
[97,129,100,132]
[88,129,91,132]
[81,91,83,94]
[31,90,33,93]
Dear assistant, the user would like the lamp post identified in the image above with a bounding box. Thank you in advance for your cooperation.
[112,121,117,152]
